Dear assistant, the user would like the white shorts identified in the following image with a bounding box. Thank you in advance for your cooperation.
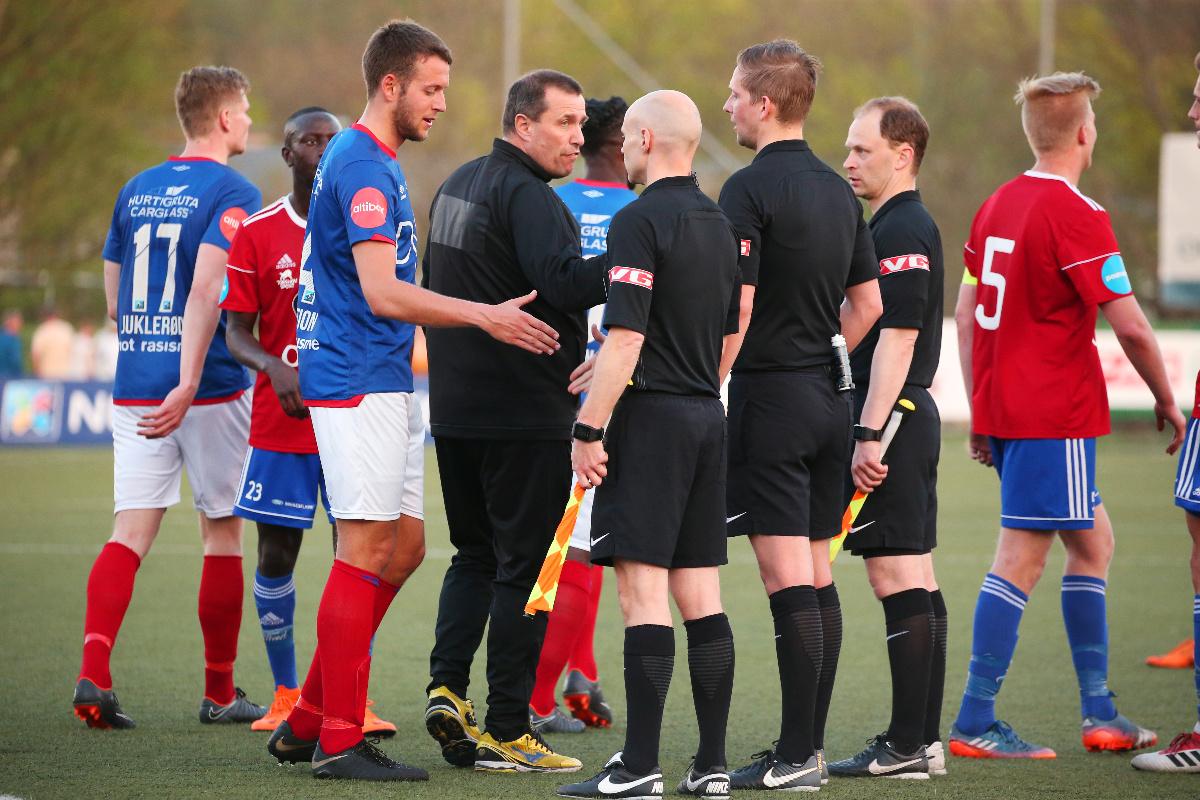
[310,392,424,522]
[569,481,596,551]
[113,393,251,517]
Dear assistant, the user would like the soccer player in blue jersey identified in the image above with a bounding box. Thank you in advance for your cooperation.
[73,66,267,730]
[529,96,636,735]
[264,20,559,782]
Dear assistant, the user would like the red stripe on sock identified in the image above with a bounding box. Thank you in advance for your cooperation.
[80,542,141,688]
[532,559,593,714]
[199,555,243,706]
[316,560,377,754]
[567,563,604,682]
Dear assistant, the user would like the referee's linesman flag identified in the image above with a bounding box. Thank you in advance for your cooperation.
[524,483,588,616]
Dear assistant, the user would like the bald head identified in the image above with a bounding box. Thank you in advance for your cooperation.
[626,90,702,154]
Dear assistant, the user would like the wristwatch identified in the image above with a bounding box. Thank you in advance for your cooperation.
[852,424,883,442]
[572,421,605,443]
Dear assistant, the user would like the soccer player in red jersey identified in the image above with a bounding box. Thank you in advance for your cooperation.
[1132,51,1200,774]
[220,107,398,738]
[950,71,1186,759]
[74,67,265,729]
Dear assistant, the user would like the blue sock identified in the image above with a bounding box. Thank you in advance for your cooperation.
[955,573,1027,736]
[253,571,297,689]
[1061,575,1116,720]
[1193,594,1200,722]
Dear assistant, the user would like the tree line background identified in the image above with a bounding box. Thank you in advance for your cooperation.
[1,0,1198,321]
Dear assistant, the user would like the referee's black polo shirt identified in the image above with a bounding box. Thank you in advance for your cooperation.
[850,189,944,388]
[603,174,741,397]
[718,140,877,371]
[422,139,609,440]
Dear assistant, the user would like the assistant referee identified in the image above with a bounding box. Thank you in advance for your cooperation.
[558,90,741,800]
[717,39,882,789]
[828,96,946,780]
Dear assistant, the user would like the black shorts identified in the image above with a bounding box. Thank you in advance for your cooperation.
[590,392,727,569]
[844,385,940,556]
[727,369,853,540]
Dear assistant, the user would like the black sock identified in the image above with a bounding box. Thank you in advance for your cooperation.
[622,624,674,775]
[812,584,842,751]
[925,589,948,745]
[882,588,934,754]
[770,585,821,765]
[685,613,735,772]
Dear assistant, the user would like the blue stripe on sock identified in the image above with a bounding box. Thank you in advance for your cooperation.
[1062,575,1115,721]
[955,573,1027,737]
[254,570,298,689]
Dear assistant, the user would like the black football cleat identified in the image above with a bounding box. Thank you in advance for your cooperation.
[199,686,266,724]
[557,752,664,798]
[72,678,135,730]
[267,720,318,764]
[729,746,821,791]
[827,733,929,779]
[311,738,429,781]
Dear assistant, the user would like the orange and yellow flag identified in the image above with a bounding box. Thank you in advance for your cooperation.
[524,483,588,616]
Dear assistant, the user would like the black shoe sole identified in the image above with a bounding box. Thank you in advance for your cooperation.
[425,709,477,767]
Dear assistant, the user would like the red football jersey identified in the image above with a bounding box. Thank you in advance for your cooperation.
[964,171,1131,439]
[220,196,317,453]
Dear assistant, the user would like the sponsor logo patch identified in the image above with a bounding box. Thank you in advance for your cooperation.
[581,213,611,225]
[1100,254,1132,295]
[879,254,930,274]
[350,187,388,228]
[274,253,296,271]
[740,239,751,257]
[277,269,296,290]
[609,266,654,289]
[165,184,189,197]
[219,207,248,241]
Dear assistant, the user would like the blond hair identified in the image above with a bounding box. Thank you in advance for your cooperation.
[175,66,249,138]
[1014,71,1101,154]
[736,40,822,124]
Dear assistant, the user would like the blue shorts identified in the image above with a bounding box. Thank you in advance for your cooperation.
[989,437,1101,531]
[233,447,333,530]
[1176,418,1200,515]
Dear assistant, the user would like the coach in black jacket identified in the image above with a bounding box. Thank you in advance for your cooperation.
[421,69,607,768]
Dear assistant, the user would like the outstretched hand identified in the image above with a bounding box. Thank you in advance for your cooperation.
[481,290,560,355]
[568,324,607,395]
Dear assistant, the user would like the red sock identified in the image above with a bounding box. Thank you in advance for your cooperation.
[79,542,142,688]
[198,555,243,705]
[531,559,592,715]
[567,564,605,681]
[317,560,379,754]
[288,576,399,741]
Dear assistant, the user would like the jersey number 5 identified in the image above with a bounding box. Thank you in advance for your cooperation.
[974,236,1014,331]
[131,222,182,314]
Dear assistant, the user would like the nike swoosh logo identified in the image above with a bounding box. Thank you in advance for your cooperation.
[590,532,610,547]
[886,630,909,641]
[312,753,351,769]
[273,739,313,752]
[868,757,923,774]
[599,772,663,793]
[726,512,746,523]
[684,773,727,792]
[207,706,228,720]
[848,520,876,534]
[763,765,817,788]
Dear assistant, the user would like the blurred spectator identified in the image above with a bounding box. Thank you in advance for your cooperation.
[93,319,119,382]
[0,310,23,378]
[30,307,74,379]
[69,321,97,379]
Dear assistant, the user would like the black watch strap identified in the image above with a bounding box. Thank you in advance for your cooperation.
[853,424,884,442]
[572,421,605,442]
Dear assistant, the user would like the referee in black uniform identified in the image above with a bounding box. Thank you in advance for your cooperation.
[557,90,740,800]
[421,69,607,772]
[827,97,947,780]
[717,40,882,790]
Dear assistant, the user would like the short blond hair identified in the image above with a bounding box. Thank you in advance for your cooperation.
[736,40,822,124]
[1014,71,1101,154]
[175,66,249,138]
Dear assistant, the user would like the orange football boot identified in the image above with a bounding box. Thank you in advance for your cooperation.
[363,698,397,737]
[1145,639,1194,669]
[251,685,299,732]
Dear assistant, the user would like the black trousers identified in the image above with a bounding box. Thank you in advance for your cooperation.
[427,436,571,739]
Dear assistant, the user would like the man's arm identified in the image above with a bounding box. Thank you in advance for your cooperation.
[225,310,307,419]
[353,239,560,354]
[954,279,992,466]
[1101,295,1187,454]
[850,327,918,492]
[839,279,883,352]
[571,326,644,487]
[137,242,228,439]
[718,284,754,386]
[510,184,608,312]
[103,260,120,322]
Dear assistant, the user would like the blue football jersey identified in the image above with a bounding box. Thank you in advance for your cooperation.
[102,156,260,403]
[296,124,417,404]
[554,179,637,352]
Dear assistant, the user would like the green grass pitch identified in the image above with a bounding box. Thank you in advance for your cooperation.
[0,428,1196,799]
